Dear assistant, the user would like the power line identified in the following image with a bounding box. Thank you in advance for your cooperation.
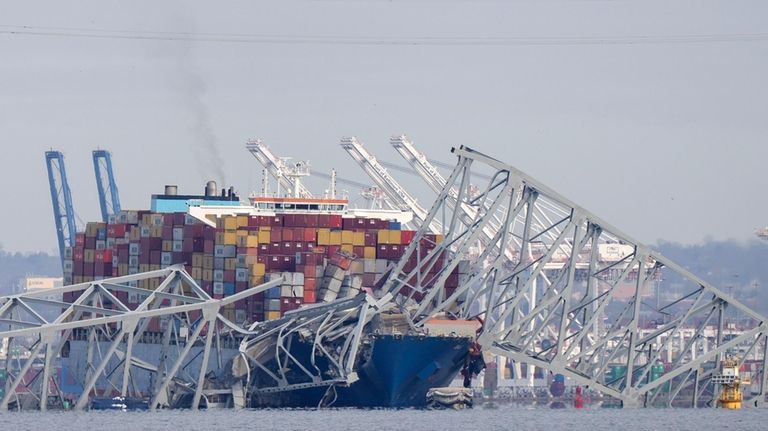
[2,24,768,46]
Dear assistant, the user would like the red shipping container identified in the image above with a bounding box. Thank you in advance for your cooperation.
[203,227,216,241]
[173,212,186,225]
[283,214,296,227]
[184,224,205,237]
[270,215,283,227]
[101,249,113,262]
[342,218,356,230]
[150,250,162,263]
[327,245,341,258]
[363,273,376,287]
[85,237,96,249]
[259,244,270,254]
[353,246,364,257]
[257,255,267,264]
[283,229,294,241]
[269,242,281,254]
[401,230,416,245]
[162,226,173,240]
[236,281,248,292]
[303,290,316,303]
[75,233,85,246]
[303,265,314,278]
[364,232,376,247]
[378,245,388,259]
[329,215,342,228]
[282,242,294,254]
[107,224,127,238]
[318,214,330,228]
[224,270,235,283]
[302,228,315,242]
[305,214,318,227]
[270,228,282,242]
[304,277,317,291]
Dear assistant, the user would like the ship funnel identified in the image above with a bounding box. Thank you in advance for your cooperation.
[205,180,217,197]
[164,185,178,196]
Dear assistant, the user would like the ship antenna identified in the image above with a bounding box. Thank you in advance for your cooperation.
[330,169,337,199]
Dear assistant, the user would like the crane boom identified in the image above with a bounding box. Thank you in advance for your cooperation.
[92,150,121,222]
[340,137,441,233]
[245,139,313,198]
[45,151,76,269]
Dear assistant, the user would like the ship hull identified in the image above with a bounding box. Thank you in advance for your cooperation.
[249,334,471,408]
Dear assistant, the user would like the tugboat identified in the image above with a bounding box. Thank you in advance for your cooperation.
[712,355,750,409]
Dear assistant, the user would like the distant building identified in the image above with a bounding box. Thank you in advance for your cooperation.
[21,276,63,322]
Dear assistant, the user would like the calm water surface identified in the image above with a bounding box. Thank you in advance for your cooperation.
[2,405,766,431]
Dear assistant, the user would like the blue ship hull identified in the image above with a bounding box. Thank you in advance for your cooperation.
[249,334,471,408]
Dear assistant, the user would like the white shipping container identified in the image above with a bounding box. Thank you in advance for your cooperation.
[213,282,224,295]
[172,227,184,241]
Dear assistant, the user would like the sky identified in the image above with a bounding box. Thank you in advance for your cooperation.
[1,0,767,254]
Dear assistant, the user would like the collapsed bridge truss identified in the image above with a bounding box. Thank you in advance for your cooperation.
[380,145,768,407]
[0,265,280,412]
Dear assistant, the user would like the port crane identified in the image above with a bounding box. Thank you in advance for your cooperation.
[92,150,121,222]
[246,139,314,198]
[340,137,442,233]
[45,151,77,269]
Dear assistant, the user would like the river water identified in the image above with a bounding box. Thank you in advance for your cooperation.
[2,405,767,431]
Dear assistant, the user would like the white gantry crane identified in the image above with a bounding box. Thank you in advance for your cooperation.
[246,139,314,198]
[340,137,442,233]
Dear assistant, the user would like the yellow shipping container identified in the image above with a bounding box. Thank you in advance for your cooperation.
[378,229,390,244]
[203,256,214,270]
[236,229,248,238]
[388,230,402,244]
[191,268,202,279]
[151,226,163,238]
[225,258,237,270]
[251,262,266,276]
[329,231,342,245]
[139,264,150,273]
[258,230,271,244]
[265,311,282,321]
[203,269,213,281]
[435,234,444,244]
[150,264,160,271]
[317,228,331,245]
[215,232,225,243]
[237,215,249,228]
[129,228,141,241]
[206,214,217,223]
[250,275,264,286]
[236,236,248,248]
[341,244,353,254]
[258,226,271,232]
[223,216,237,230]
[84,250,95,262]
[352,231,365,246]
[341,230,354,244]
[364,247,376,259]
[245,255,259,265]
[246,235,259,248]
[162,240,173,252]
[223,231,237,245]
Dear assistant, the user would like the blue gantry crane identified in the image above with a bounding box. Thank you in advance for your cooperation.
[45,151,77,268]
[92,149,121,222]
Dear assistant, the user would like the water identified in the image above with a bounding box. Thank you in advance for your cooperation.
[2,405,766,431]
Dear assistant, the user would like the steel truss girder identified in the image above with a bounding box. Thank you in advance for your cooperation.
[0,265,279,412]
[236,294,389,401]
[382,145,768,407]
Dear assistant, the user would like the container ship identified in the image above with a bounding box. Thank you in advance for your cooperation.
[60,179,474,408]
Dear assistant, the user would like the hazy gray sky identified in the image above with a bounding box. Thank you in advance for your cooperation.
[1,0,767,254]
